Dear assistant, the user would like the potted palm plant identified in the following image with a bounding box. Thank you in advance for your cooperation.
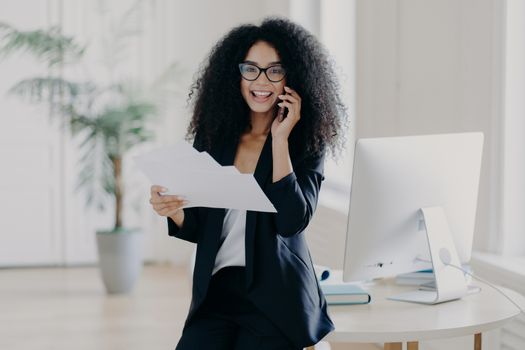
[0,6,182,293]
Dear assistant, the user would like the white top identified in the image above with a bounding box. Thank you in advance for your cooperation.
[211,208,247,276]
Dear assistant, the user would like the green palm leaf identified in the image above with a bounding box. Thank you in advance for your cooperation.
[8,77,95,106]
[0,22,86,67]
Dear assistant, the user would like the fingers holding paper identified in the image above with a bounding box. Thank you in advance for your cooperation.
[149,185,188,217]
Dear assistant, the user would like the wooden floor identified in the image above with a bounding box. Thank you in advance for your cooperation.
[0,264,379,350]
[0,263,191,350]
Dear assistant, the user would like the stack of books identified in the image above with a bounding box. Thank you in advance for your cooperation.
[318,269,371,305]
[395,269,434,285]
[395,265,474,286]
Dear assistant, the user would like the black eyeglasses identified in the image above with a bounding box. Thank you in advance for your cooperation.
[238,63,286,82]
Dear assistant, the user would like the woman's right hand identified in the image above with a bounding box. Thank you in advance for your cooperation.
[149,185,188,218]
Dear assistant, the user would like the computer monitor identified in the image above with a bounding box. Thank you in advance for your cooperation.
[342,132,484,304]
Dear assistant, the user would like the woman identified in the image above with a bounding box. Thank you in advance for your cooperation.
[149,17,348,350]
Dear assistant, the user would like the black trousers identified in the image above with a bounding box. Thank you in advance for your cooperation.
[175,266,301,350]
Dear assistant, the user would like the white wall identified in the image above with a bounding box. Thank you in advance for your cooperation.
[500,0,525,256]
[0,0,64,266]
[355,0,505,255]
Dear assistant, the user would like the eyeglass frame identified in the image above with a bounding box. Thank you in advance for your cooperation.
[238,62,287,82]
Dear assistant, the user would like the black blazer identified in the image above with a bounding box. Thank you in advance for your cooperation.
[167,131,335,348]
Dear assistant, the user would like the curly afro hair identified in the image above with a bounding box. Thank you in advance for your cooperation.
[185,16,349,162]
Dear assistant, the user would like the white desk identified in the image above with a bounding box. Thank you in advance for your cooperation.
[317,277,525,350]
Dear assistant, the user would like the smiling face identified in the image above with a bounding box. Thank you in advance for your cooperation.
[239,40,286,116]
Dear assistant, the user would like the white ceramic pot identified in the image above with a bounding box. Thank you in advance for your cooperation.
[96,227,144,294]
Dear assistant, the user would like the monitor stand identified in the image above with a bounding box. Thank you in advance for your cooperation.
[387,206,468,304]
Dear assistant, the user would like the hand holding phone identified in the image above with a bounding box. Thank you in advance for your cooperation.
[272,86,301,139]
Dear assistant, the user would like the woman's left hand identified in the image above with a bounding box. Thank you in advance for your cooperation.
[271,86,301,141]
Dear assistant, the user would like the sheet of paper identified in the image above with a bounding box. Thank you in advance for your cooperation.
[133,141,276,212]
[138,140,199,161]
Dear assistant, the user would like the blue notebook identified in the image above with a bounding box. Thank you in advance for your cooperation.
[320,283,371,305]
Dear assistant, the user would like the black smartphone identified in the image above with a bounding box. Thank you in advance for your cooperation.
[276,91,290,122]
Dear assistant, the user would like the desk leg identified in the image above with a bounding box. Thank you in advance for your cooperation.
[384,343,402,350]
[474,333,482,350]
[407,341,419,350]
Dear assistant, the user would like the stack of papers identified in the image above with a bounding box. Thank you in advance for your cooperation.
[133,141,276,212]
